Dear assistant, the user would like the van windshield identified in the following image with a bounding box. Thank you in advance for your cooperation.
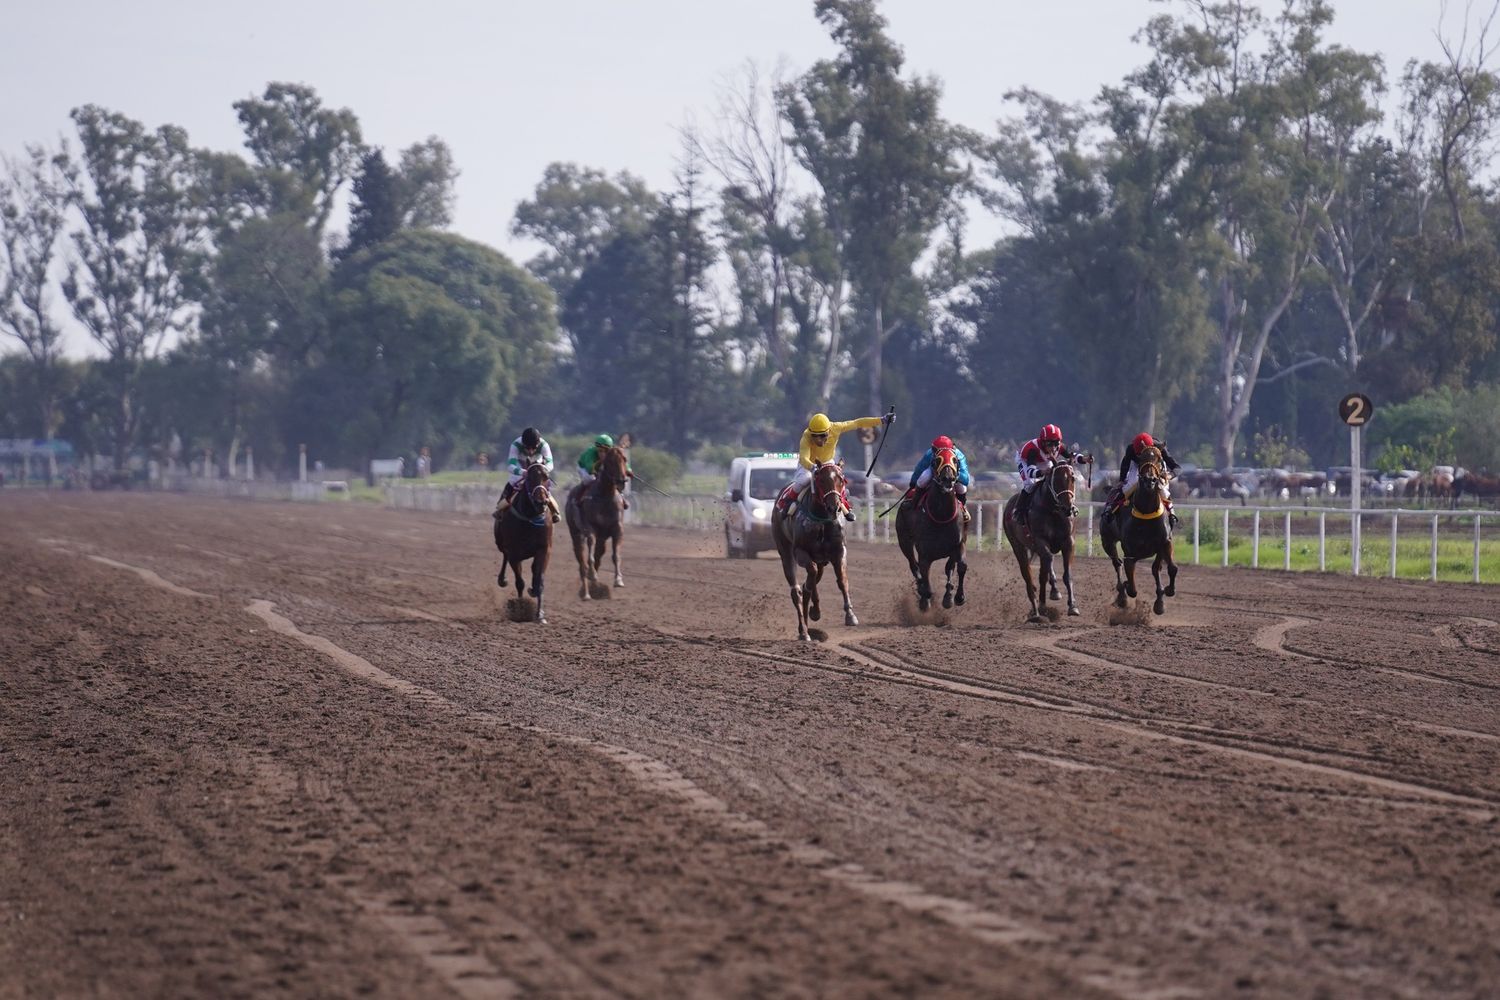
[748,468,796,500]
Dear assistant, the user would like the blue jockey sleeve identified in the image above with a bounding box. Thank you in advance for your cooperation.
[954,449,971,487]
[909,449,933,488]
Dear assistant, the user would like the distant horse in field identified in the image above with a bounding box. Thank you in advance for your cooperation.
[1100,456,1177,616]
[494,461,554,623]
[1003,460,1081,622]
[895,447,968,612]
[566,445,629,599]
[771,460,859,641]
[1452,471,1500,508]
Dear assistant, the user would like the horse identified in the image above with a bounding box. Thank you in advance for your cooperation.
[894,447,968,612]
[565,445,629,599]
[771,460,859,641]
[1100,456,1178,615]
[1002,460,1081,622]
[493,461,554,623]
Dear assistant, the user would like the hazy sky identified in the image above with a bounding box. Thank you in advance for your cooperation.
[0,1,1467,354]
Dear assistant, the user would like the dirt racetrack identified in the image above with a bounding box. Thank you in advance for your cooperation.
[2,492,1498,999]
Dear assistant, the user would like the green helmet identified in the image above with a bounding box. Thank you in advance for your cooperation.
[594,433,614,447]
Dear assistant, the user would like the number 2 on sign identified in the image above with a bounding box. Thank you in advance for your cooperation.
[1346,397,1364,423]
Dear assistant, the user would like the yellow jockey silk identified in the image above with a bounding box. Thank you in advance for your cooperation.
[798,416,884,469]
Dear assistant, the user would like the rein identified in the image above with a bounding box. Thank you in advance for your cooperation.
[1044,462,1076,513]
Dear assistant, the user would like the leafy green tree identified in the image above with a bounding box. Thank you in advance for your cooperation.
[314,230,557,474]
[0,145,73,477]
[232,82,363,236]
[60,106,210,469]
[782,0,965,415]
[345,148,402,258]
[395,137,458,229]
[512,162,658,300]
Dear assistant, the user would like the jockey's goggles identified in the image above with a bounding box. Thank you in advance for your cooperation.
[810,432,829,442]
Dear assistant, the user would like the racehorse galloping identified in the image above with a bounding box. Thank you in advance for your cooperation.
[1002,460,1080,621]
[494,461,554,623]
[895,447,968,612]
[566,444,629,599]
[771,461,860,641]
[1100,456,1178,615]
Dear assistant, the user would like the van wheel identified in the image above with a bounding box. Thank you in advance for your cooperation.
[724,527,739,559]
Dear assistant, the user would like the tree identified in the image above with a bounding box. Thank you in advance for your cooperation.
[315,230,557,473]
[344,148,402,258]
[60,106,210,469]
[511,163,658,301]
[232,82,363,236]
[0,145,73,479]
[782,0,966,415]
[395,137,458,229]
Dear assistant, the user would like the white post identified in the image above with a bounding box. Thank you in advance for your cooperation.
[1192,507,1201,565]
[245,446,255,481]
[1283,511,1292,571]
[1474,514,1483,584]
[1351,424,1362,576]
[976,502,984,552]
[1086,504,1094,555]
[1389,513,1399,578]
[1430,514,1439,581]
[1319,511,1327,572]
[863,441,874,542]
[1222,508,1230,567]
[1252,509,1261,567]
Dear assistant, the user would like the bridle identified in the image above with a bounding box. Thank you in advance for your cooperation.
[810,461,846,521]
[1131,465,1167,520]
[1044,460,1076,513]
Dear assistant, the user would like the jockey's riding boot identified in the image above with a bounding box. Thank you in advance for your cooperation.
[546,495,562,523]
[960,498,971,524]
[1168,504,1179,529]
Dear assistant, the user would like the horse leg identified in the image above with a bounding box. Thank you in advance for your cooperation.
[1048,562,1061,602]
[530,554,547,624]
[1012,548,1040,623]
[1164,540,1179,598]
[1102,524,1127,608]
[1061,543,1079,616]
[778,546,809,641]
[917,556,934,612]
[1151,553,1166,616]
[572,531,592,600]
[1037,551,1054,617]
[954,554,968,607]
[495,523,508,587]
[833,553,858,627]
[1124,557,1139,599]
[941,554,956,610]
[806,561,823,623]
[611,532,624,588]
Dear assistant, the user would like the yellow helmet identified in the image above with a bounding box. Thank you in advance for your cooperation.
[808,413,831,434]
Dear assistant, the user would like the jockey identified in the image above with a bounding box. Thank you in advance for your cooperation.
[578,433,633,508]
[905,435,971,523]
[780,410,893,521]
[1014,424,1087,519]
[494,426,560,522]
[1109,432,1180,525]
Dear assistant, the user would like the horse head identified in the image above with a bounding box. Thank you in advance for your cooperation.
[596,446,629,493]
[1132,464,1168,518]
[1044,460,1077,513]
[933,448,958,493]
[524,461,552,506]
[811,460,847,516]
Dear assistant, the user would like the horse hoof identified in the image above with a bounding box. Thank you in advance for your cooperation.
[1164,585,1177,597]
[941,594,953,610]
[954,594,965,607]
[497,574,506,587]
[1154,600,1165,616]
[799,633,812,642]
[1068,607,1081,617]
[809,606,821,622]
[845,613,859,626]
[1049,590,1061,601]
[918,599,930,612]
[1114,595,1126,609]
[1126,585,1138,599]
[579,589,591,601]
[1028,613,1042,624]
[615,579,625,588]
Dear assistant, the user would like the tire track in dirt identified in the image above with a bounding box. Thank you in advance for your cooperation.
[672,627,1495,811]
[242,601,1078,970]
[1258,616,1500,692]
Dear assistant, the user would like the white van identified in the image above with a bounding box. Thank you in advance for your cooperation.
[723,453,799,558]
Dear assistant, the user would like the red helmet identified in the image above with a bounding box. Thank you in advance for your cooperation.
[932,435,954,450]
[1133,432,1154,451]
[1039,424,1063,444]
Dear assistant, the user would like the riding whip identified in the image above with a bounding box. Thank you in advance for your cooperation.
[630,475,674,498]
[864,405,897,478]
[877,495,905,518]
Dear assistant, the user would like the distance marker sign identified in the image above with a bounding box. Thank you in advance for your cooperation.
[1338,392,1374,427]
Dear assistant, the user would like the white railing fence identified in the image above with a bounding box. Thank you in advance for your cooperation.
[165,475,336,502]
[385,487,1497,584]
